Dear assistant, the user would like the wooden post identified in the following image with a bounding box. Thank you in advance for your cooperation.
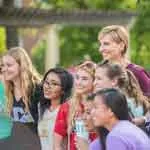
[126,17,136,60]
[4,0,19,49]
[45,25,60,71]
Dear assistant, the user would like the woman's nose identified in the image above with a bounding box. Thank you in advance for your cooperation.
[82,113,87,121]
[75,79,81,86]
[93,79,97,87]
[99,45,105,53]
[91,109,95,117]
[1,65,7,72]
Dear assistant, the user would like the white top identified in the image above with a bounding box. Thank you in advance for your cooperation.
[127,97,144,117]
[38,107,59,150]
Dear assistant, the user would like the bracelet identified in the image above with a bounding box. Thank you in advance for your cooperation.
[143,116,147,123]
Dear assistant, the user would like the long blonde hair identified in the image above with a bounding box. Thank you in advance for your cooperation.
[125,70,150,112]
[68,61,95,133]
[4,47,41,114]
[98,25,129,56]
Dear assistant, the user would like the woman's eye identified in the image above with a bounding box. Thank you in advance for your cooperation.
[7,64,13,67]
[104,42,110,46]
[86,111,91,115]
[82,77,88,81]
[75,75,79,80]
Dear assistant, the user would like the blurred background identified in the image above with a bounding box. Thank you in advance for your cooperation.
[0,0,149,74]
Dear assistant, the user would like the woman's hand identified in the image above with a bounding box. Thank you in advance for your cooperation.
[75,136,89,150]
[132,117,145,126]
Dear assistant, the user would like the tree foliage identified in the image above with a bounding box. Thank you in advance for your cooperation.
[38,0,136,10]
[59,26,101,67]
[32,40,46,74]
[0,27,6,55]
[130,0,150,70]
[32,0,150,73]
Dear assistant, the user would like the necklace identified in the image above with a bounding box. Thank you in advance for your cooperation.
[49,105,60,112]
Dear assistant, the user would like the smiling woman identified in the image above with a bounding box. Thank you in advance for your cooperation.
[98,25,150,97]
[2,47,41,126]
[0,58,12,141]
[38,68,73,150]
[1,47,42,149]
[54,61,96,150]
[89,88,150,150]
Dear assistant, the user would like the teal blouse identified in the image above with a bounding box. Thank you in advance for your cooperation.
[0,81,12,139]
[127,97,144,118]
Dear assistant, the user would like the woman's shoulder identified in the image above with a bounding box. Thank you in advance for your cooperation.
[89,138,101,150]
[127,63,150,77]
[127,63,150,96]
[127,63,145,72]
[108,121,150,148]
[30,83,43,104]
[59,101,70,112]
[110,121,144,136]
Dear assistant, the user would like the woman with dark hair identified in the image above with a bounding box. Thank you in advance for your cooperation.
[38,68,73,150]
[89,88,150,150]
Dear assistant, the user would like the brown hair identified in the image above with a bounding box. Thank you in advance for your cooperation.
[97,60,150,112]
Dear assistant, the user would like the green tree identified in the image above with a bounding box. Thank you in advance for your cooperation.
[32,40,46,74]
[130,0,150,70]
[0,27,6,55]
[33,0,148,73]
[59,26,101,67]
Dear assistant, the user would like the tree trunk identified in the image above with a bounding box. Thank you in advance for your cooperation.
[5,26,19,49]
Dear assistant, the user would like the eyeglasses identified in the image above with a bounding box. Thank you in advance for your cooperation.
[43,80,61,89]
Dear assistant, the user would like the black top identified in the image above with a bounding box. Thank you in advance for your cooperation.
[12,83,43,134]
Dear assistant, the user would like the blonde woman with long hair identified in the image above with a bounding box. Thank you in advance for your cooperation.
[2,47,42,133]
[54,61,96,150]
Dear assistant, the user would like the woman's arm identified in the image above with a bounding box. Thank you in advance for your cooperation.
[75,136,89,150]
[54,102,69,150]
[54,133,64,150]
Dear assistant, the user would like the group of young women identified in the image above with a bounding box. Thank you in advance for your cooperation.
[0,25,149,150]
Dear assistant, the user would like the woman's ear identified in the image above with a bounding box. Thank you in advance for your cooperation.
[108,108,114,118]
[61,90,64,95]
[111,78,118,87]
[119,42,125,54]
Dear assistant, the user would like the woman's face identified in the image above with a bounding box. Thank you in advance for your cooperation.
[43,72,63,100]
[74,69,93,95]
[94,67,114,92]
[91,95,111,127]
[2,55,20,81]
[98,34,123,61]
[83,101,95,132]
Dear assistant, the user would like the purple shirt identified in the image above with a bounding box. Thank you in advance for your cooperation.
[90,138,101,150]
[127,63,150,97]
[90,121,150,150]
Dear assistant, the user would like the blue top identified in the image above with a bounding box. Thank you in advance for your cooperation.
[127,97,144,117]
